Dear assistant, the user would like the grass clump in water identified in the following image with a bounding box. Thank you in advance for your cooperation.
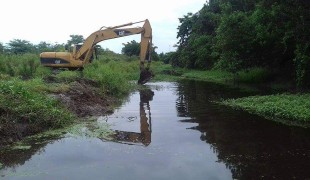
[220,93,310,127]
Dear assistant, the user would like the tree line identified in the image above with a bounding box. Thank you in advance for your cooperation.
[0,35,159,60]
[165,0,309,88]
[0,35,86,55]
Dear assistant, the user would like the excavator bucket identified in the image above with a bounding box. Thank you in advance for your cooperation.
[138,68,153,85]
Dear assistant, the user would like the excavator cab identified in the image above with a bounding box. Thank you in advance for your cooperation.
[72,44,82,55]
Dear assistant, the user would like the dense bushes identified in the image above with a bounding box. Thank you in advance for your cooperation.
[172,0,310,88]
[0,54,51,79]
[83,56,140,95]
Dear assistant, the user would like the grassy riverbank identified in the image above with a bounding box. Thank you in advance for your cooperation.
[151,64,277,87]
[152,64,309,128]
[0,78,74,144]
[0,52,308,146]
[220,94,310,127]
[0,53,139,146]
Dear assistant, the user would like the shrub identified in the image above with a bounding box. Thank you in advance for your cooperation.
[83,60,136,95]
[237,67,270,84]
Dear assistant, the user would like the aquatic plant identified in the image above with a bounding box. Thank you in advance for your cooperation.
[220,93,310,127]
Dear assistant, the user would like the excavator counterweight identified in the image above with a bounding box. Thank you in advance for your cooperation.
[40,19,153,84]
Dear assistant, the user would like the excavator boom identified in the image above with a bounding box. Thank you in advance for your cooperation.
[40,19,153,84]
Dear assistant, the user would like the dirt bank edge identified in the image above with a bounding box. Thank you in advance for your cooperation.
[0,78,119,147]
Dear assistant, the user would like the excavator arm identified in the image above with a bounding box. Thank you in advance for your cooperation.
[40,19,153,84]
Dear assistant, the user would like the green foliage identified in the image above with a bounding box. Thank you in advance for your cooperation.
[146,61,236,84]
[83,59,137,95]
[221,93,310,125]
[67,34,84,47]
[0,42,4,54]
[0,78,74,128]
[147,61,182,82]
[7,39,35,54]
[177,12,195,47]
[236,67,270,84]
[55,70,81,82]
[0,53,52,79]
[294,43,310,88]
[214,9,254,71]
[174,0,310,88]
[122,40,140,56]
[183,69,233,83]
[36,41,55,52]
[159,52,178,65]
[121,40,159,61]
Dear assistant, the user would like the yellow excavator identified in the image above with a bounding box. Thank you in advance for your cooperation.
[40,19,153,84]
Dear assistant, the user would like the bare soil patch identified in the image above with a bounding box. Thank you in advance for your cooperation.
[53,78,116,117]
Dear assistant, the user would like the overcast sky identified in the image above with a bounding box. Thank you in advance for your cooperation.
[0,0,206,53]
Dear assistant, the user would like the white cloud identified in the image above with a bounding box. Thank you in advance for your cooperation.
[0,0,206,53]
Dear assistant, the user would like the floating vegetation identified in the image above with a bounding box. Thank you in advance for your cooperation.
[1,120,114,155]
[67,121,115,140]
[220,93,310,127]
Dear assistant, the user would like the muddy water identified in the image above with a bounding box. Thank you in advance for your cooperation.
[1,81,310,180]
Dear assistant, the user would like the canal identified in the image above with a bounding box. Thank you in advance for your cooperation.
[1,80,309,179]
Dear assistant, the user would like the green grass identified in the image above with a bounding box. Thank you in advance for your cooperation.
[83,59,138,95]
[151,65,236,85]
[220,93,310,127]
[0,78,74,129]
[55,70,81,83]
[150,62,184,82]
[0,53,52,79]
[182,69,233,83]
[236,67,270,84]
[142,62,235,84]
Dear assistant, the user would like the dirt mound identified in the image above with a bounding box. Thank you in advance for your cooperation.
[54,79,115,117]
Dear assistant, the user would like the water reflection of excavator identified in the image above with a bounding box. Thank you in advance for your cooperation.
[40,19,153,84]
[110,89,154,146]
